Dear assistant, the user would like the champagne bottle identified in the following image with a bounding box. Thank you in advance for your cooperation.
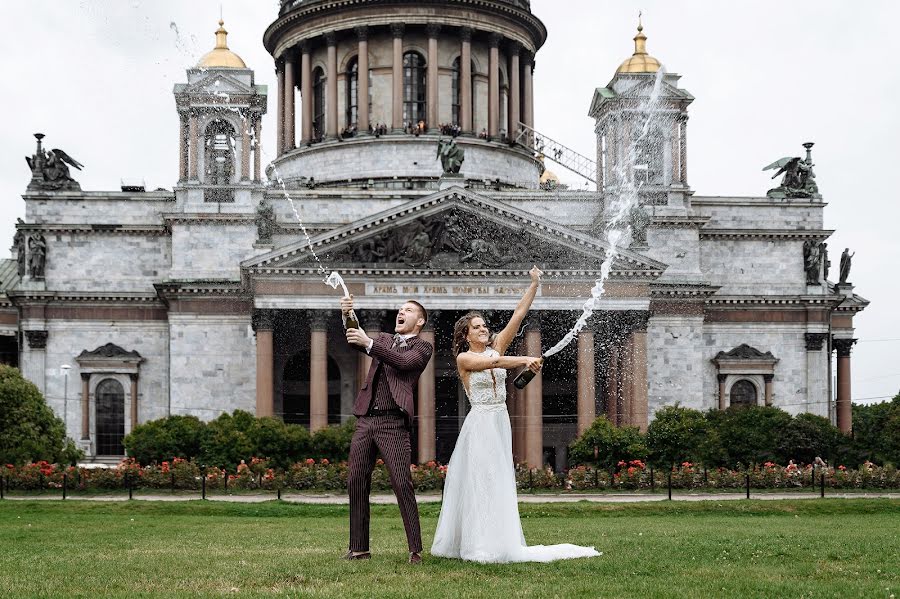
[513,355,545,389]
[345,308,360,330]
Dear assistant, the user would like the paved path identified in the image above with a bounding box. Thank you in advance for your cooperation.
[4,492,899,504]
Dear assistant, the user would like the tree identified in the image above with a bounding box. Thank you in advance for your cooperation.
[0,365,82,465]
[852,395,900,466]
[704,405,792,468]
[775,413,842,465]
[123,415,205,465]
[568,416,647,470]
[645,405,708,468]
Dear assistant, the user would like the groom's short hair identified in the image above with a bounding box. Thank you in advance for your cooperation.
[405,300,427,325]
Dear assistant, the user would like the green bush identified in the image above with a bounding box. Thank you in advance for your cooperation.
[199,410,255,468]
[568,416,647,470]
[246,417,311,469]
[123,415,205,465]
[775,413,842,465]
[0,365,82,466]
[852,395,900,466]
[645,405,708,468]
[703,405,792,468]
[309,419,355,463]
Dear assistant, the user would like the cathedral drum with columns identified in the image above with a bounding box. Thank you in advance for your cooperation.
[3,0,867,470]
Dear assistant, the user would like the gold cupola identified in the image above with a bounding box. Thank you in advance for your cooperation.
[616,17,661,74]
[197,20,247,69]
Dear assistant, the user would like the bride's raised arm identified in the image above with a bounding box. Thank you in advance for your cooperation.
[491,265,542,356]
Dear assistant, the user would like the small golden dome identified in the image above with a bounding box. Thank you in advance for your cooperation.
[616,18,661,74]
[540,168,560,185]
[197,20,247,69]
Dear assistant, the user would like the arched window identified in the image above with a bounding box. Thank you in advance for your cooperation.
[203,119,236,186]
[451,57,477,127]
[403,51,426,126]
[345,57,358,131]
[96,378,125,455]
[730,379,758,407]
[312,67,325,140]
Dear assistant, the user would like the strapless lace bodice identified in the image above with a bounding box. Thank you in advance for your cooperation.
[467,348,507,408]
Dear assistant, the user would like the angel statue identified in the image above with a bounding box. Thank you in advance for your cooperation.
[26,134,84,191]
[763,142,819,199]
[437,138,465,174]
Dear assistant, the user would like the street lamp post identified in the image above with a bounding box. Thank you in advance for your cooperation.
[61,364,71,433]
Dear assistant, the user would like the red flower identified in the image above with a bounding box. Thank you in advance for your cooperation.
[426,461,436,469]
[320,459,329,465]
[305,458,315,466]
[617,460,626,467]
[376,458,384,466]
[838,465,846,471]
[681,461,693,468]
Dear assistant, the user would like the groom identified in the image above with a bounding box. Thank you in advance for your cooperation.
[340,296,434,564]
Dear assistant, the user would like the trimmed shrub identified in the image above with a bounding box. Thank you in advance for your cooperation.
[123,415,205,465]
[645,405,708,468]
[568,416,647,470]
[775,413,842,465]
[703,405,792,468]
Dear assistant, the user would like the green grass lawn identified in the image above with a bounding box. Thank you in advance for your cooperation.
[0,500,897,598]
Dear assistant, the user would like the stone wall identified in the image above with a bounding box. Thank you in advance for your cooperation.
[44,233,170,292]
[700,238,804,295]
[646,315,706,416]
[168,315,257,419]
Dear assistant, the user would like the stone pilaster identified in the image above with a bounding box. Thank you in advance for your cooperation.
[460,27,473,132]
[355,27,370,134]
[426,24,441,132]
[325,32,338,139]
[488,33,501,138]
[300,41,312,143]
[391,23,404,131]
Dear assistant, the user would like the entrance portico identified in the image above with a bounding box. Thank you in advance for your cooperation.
[243,188,665,467]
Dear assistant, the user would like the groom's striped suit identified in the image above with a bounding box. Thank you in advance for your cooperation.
[348,332,433,554]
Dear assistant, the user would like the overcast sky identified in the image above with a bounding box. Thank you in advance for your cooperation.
[1,1,898,405]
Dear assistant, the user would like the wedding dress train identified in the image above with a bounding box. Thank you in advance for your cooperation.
[431,348,601,563]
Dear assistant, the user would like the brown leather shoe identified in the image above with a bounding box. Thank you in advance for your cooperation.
[408,552,422,565]
[342,551,371,560]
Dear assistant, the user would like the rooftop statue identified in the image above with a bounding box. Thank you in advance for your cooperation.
[437,138,465,174]
[763,142,819,199]
[25,134,83,191]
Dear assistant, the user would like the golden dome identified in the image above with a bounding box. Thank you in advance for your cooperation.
[540,168,560,185]
[616,18,661,74]
[197,20,247,69]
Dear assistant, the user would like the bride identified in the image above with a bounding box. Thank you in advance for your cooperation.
[431,266,600,563]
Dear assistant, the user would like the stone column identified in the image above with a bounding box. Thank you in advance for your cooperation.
[391,24,404,131]
[300,42,313,143]
[619,333,634,427]
[284,51,296,151]
[417,312,438,462]
[129,373,139,431]
[276,60,285,156]
[355,26,370,134]
[253,118,262,182]
[81,373,90,440]
[631,329,649,432]
[805,332,828,415]
[253,310,274,418]
[606,345,619,423]
[763,374,774,407]
[717,374,727,411]
[188,113,199,180]
[425,24,441,131]
[488,33,501,138]
[178,113,188,181]
[679,116,688,185]
[325,32,338,139]
[460,27,473,132]
[524,313,543,467]
[522,54,534,144]
[508,43,521,143]
[241,114,251,181]
[309,310,329,432]
[834,338,856,435]
[577,328,595,435]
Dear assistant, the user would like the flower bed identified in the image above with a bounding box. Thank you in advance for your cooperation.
[2,460,898,494]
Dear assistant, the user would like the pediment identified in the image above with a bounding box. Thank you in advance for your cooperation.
[184,73,255,96]
[243,187,666,277]
[75,343,143,363]
[714,344,777,362]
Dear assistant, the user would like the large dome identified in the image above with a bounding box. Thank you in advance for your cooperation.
[616,22,661,74]
[197,20,247,69]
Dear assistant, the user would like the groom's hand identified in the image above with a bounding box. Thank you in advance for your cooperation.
[340,294,353,316]
[346,328,372,348]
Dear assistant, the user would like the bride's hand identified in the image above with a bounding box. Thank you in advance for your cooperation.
[522,356,543,373]
[529,265,543,284]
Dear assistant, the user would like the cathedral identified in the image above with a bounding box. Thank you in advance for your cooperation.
[4,0,867,469]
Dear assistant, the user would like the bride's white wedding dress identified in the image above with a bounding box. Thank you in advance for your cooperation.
[431,348,601,563]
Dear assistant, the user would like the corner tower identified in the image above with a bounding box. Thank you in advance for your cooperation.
[174,20,268,205]
[589,20,694,209]
[263,0,547,189]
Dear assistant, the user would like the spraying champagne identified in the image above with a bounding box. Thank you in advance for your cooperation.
[325,271,360,329]
[513,355,545,389]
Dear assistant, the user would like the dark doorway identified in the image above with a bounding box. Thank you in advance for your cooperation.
[96,378,125,455]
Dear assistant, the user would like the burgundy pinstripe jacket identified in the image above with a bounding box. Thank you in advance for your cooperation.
[353,333,434,420]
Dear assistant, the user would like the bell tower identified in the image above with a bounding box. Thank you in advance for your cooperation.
[174,20,268,205]
[588,19,694,209]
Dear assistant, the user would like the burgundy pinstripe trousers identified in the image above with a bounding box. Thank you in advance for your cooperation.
[348,414,422,553]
